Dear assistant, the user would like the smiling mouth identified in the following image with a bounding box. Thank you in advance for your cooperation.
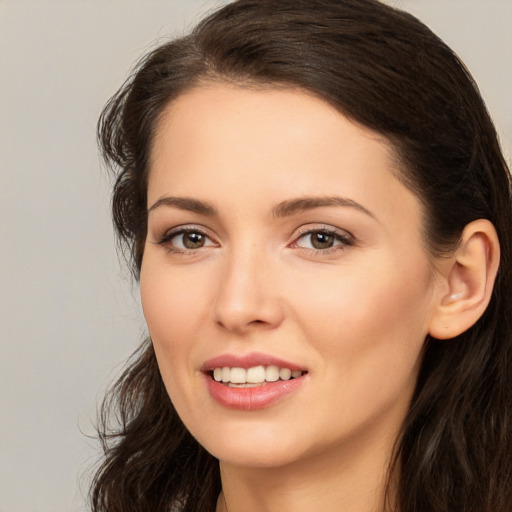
[211,365,307,388]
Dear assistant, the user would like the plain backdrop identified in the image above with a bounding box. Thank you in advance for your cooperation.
[0,1,510,510]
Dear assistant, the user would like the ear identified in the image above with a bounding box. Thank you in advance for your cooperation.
[429,219,500,340]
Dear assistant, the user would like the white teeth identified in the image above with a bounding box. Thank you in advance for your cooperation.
[246,365,266,383]
[230,367,246,384]
[265,365,280,382]
[221,367,231,383]
[279,368,292,380]
[211,365,305,385]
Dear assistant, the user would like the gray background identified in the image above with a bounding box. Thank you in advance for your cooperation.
[1,1,510,510]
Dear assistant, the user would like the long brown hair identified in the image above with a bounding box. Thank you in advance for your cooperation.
[91,1,512,510]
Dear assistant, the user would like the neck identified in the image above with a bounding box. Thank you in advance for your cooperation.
[216,427,399,512]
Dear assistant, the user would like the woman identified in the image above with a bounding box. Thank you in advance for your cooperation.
[91,0,511,511]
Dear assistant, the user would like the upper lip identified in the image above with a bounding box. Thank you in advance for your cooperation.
[201,352,306,372]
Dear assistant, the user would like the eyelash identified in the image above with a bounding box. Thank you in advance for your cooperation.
[154,225,355,256]
[154,226,215,255]
[290,226,355,254]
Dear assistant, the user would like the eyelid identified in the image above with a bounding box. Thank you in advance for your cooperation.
[289,224,355,252]
[151,223,355,255]
[153,224,219,253]
[292,223,354,240]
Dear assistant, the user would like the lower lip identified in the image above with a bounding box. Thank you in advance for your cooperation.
[204,374,306,411]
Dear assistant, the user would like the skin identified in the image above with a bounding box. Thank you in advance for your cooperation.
[140,84,446,512]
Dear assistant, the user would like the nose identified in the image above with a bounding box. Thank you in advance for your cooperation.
[213,246,285,334]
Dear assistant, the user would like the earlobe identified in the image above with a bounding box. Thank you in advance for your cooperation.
[429,219,500,340]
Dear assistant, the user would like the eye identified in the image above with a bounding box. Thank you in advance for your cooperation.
[174,230,209,249]
[302,231,337,250]
[292,227,354,252]
[155,227,217,253]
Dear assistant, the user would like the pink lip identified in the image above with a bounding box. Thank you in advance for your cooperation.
[204,375,307,410]
[201,352,308,411]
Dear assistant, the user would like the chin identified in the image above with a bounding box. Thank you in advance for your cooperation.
[192,420,310,469]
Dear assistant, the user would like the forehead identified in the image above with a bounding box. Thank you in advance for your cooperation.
[148,84,421,231]
[150,82,395,167]
[150,84,393,180]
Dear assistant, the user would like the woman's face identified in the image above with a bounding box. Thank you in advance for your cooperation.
[141,84,440,470]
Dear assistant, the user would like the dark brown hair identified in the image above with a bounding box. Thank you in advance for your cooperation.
[91,1,512,510]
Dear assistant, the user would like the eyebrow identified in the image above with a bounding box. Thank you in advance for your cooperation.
[148,196,218,216]
[148,195,375,220]
[272,196,376,219]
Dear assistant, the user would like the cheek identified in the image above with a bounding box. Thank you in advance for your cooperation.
[295,257,431,331]
[291,253,433,388]
[140,252,212,334]
[139,258,206,373]
[139,259,212,419]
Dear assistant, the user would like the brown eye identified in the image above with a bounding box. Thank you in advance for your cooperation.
[310,231,335,249]
[181,231,206,249]
[159,228,217,252]
[293,228,353,253]
[156,226,218,254]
